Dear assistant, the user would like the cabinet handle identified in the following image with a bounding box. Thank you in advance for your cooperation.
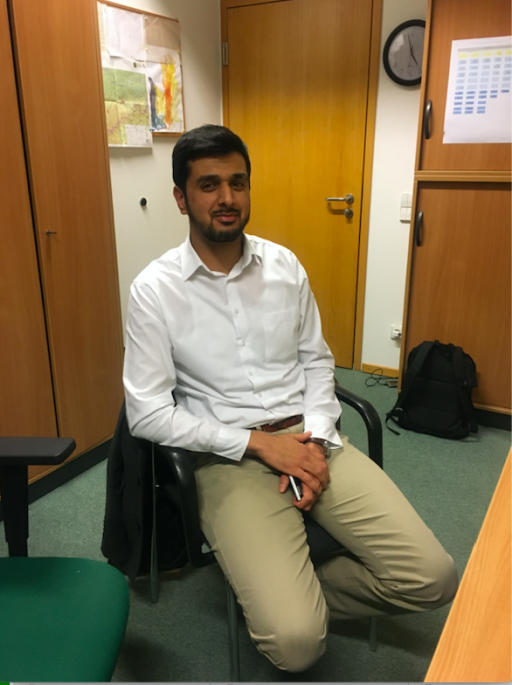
[45,230,57,236]
[415,211,423,247]
[423,100,432,140]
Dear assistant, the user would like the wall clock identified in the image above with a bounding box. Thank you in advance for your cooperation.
[383,19,426,86]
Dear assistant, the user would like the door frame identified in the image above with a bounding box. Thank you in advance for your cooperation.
[220,0,383,370]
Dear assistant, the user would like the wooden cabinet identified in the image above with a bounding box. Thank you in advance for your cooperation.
[0,0,124,482]
[418,0,511,173]
[0,0,57,451]
[405,183,510,411]
[401,0,511,414]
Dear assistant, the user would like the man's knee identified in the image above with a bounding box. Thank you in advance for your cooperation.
[256,608,328,672]
[426,551,459,607]
[385,549,459,611]
[271,622,327,672]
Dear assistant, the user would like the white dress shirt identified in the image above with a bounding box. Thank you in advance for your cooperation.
[123,233,342,460]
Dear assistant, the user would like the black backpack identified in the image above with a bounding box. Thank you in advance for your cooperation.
[386,340,478,439]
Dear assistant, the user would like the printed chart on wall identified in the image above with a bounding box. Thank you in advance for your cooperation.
[444,36,511,144]
[97,2,185,147]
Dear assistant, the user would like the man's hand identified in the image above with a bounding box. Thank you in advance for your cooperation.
[278,441,329,510]
[279,476,319,511]
[246,430,330,495]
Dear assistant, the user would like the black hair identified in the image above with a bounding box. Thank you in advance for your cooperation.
[172,124,251,193]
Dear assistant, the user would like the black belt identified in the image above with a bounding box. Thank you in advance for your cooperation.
[255,415,303,433]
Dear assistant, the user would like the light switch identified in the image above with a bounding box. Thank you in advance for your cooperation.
[400,192,412,222]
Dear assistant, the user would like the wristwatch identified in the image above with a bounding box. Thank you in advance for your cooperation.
[304,437,331,458]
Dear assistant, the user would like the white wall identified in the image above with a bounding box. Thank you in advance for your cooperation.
[108,0,222,330]
[361,0,427,370]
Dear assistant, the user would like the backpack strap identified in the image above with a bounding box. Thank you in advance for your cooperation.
[385,341,435,433]
[451,346,478,433]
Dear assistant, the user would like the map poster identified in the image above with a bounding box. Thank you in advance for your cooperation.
[102,62,152,147]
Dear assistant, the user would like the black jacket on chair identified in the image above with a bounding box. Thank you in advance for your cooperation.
[101,403,187,580]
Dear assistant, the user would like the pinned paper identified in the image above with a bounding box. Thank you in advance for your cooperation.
[97,1,185,145]
[443,36,511,144]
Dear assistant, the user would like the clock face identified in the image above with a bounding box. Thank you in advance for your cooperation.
[383,20,425,86]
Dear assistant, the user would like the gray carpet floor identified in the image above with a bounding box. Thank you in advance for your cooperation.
[1,369,510,682]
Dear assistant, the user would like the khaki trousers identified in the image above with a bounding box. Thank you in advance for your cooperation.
[194,426,458,672]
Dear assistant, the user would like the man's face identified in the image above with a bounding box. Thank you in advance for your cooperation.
[173,152,250,243]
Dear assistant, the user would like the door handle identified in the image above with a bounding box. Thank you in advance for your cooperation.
[325,193,354,205]
[423,100,432,140]
[46,230,57,236]
[415,211,423,246]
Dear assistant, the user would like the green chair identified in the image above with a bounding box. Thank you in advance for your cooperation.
[0,437,129,682]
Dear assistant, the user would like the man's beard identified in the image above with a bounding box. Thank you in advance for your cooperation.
[187,205,250,243]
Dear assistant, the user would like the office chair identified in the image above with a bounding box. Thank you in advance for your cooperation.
[0,437,130,682]
[150,382,383,681]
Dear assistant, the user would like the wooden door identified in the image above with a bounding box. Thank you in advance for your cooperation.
[405,182,511,412]
[222,0,378,367]
[0,0,57,448]
[419,0,511,172]
[10,0,124,455]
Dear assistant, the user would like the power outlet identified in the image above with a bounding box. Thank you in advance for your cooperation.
[390,325,402,340]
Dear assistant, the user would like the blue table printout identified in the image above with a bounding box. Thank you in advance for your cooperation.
[444,36,511,144]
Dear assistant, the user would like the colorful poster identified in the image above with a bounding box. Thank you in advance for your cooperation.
[146,56,184,133]
[443,36,511,144]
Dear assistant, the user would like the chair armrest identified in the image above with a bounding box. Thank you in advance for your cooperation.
[0,437,75,465]
[153,444,215,568]
[335,383,383,469]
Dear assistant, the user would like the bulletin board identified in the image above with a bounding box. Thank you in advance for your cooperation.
[97,1,185,147]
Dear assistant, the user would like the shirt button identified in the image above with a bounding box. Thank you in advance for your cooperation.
[239,340,245,346]
[234,309,239,314]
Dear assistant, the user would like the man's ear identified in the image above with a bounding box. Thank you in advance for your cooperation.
[173,186,188,215]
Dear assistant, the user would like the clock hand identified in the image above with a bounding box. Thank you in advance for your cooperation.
[407,33,419,65]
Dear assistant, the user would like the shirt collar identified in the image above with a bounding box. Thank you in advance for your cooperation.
[180,234,262,281]
[179,236,205,281]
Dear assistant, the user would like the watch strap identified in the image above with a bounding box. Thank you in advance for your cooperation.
[304,437,328,456]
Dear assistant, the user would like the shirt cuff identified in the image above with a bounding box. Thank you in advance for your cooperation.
[303,414,342,448]
[211,425,251,461]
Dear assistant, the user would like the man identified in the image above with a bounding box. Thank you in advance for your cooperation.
[123,124,458,672]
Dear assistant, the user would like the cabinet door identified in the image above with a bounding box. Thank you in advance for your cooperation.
[0,0,57,452]
[419,0,511,172]
[10,0,124,455]
[405,183,511,412]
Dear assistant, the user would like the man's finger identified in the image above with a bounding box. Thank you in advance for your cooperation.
[297,470,323,495]
[278,474,289,493]
[289,431,312,443]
